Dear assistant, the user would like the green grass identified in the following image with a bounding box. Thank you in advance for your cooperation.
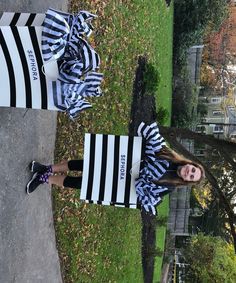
[154,198,169,282]
[53,1,173,282]
[53,192,143,282]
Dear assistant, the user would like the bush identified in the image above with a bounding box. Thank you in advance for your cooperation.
[172,69,199,128]
[143,63,160,94]
[183,234,236,283]
[156,107,169,126]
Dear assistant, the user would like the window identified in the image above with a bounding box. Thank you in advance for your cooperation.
[213,125,224,133]
[211,97,221,104]
[196,125,206,133]
[212,110,223,116]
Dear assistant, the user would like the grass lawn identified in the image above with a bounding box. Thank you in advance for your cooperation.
[53,1,173,282]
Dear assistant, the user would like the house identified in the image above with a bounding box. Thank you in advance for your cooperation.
[196,95,236,141]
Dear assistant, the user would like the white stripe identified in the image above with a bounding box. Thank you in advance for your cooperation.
[91,134,103,201]
[115,204,126,208]
[91,49,97,69]
[80,134,91,200]
[0,12,45,26]
[103,135,115,202]
[130,204,137,209]
[80,134,143,208]
[116,136,128,203]
[46,82,58,110]
[31,14,45,26]
[14,14,31,26]
[130,136,143,205]
[83,46,90,69]
[18,27,41,109]
[0,13,15,25]
[149,122,158,129]
[1,27,26,107]
[0,45,11,106]
[34,26,58,110]
[137,122,145,136]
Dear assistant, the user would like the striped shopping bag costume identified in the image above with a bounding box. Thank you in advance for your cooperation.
[80,134,145,209]
[0,9,104,119]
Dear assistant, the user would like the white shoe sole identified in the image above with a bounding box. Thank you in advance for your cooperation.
[26,172,38,195]
[30,160,36,173]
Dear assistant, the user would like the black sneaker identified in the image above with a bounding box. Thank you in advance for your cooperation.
[29,161,48,174]
[26,173,44,195]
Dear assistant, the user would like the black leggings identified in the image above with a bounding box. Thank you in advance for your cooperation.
[63,160,83,189]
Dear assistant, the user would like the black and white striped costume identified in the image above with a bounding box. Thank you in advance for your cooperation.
[57,72,103,119]
[41,8,98,62]
[41,8,103,119]
[135,122,173,215]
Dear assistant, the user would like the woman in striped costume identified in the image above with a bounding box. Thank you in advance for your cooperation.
[26,122,205,215]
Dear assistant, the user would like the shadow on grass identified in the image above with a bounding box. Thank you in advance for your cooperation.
[129,56,159,283]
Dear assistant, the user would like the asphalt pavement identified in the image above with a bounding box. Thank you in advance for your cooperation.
[0,1,67,282]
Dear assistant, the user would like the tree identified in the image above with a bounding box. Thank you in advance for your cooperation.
[130,57,236,283]
[183,234,236,283]
[174,0,229,64]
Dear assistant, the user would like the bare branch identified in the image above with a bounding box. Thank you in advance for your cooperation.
[159,126,236,170]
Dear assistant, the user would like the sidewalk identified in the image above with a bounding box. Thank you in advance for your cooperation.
[0,1,67,282]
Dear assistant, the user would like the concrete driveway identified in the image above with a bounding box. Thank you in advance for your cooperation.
[0,1,67,282]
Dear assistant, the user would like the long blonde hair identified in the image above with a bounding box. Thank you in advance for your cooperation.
[153,146,205,187]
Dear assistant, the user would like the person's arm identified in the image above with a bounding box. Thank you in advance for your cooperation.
[137,121,166,153]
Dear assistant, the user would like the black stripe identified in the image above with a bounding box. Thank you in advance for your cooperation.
[148,159,162,176]
[52,81,66,110]
[11,27,32,108]
[95,53,99,66]
[124,137,134,207]
[25,14,36,26]
[81,39,93,73]
[111,136,120,202]
[145,127,153,138]
[80,42,87,71]
[151,141,162,148]
[98,135,108,201]
[28,27,48,109]
[44,13,66,27]
[86,134,96,200]
[42,31,64,40]
[141,139,146,160]
[86,47,94,72]
[0,29,16,106]
[148,131,159,141]
[10,13,20,26]
[137,200,141,210]
[85,78,102,83]
[42,22,66,33]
